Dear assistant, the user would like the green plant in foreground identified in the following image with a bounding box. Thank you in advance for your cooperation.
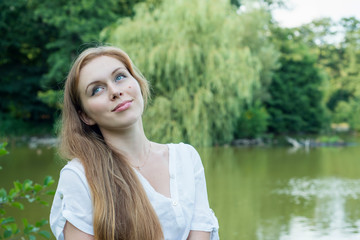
[0,142,55,240]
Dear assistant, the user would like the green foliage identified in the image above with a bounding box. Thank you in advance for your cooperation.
[4,0,358,139]
[104,0,279,146]
[37,90,64,110]
[333,99,360,131]
[327,18,360,129]
[0,144,8,158]
[235,102,269,138]
[295,17,360,130]
[33,0,146,88]
[0,115,53,138]
[266,27,327,134]
[316,135,343,144]
[1,0,150,136]
[326,89,353,111]
[237,1,280,101]
[233,0,286,8]
[0,0,57,134]
[0,143,55,239]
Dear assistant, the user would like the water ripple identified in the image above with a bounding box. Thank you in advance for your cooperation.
[274,177,360,201]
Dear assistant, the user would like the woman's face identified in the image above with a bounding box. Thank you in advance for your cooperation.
[77,55,144,132]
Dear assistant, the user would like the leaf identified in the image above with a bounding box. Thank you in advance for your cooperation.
[9,223,19,235]
[26,196,36,203]
[35,219,48,227]
[3,229,12,238]
[0,142,8,156]
[0,142,8,148]
[45,190,55,196]
[23,179,33,191]
[8,188,18,198]
[39,201,49,206]
[38,230,51,239]
[29,234,36,240]
[33,184,43,193]
[0,149,8,156]
[13,181,22,192]
[0,188,7,201]
[24,224,35,234]
[1,217,15,225]
[22,218,29,228]
[11,202,24,210]
[24,223,39,234]
[43,176,54,187]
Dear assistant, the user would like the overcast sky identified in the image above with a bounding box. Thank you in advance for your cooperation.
[273,0,360,28]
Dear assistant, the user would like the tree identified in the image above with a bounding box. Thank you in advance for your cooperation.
[266,27,327,134]
[103,0,272,146]
[329,17,360,130]
[233,1,281,138]
[0,0,57,135]
[0,0,150,136]
[237,2,280,102]
[294,17,360,131]
[33,0,147,89]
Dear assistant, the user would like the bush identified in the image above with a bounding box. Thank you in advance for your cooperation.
[333,99,360,131]
[235,103,269,139]
[0,142,55,240]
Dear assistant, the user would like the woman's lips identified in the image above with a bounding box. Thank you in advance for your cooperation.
[112,100,132,112]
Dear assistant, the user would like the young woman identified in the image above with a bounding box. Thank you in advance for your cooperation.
[50,46,219,240]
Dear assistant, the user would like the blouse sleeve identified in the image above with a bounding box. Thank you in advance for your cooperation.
[49,161,94,240]
[188,145,219,239]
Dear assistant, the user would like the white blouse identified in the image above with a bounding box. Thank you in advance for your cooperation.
[50,143,219,240]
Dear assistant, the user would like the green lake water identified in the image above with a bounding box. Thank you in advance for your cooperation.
[1,142,360,240]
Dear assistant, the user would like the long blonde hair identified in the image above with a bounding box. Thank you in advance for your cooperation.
[59,46,163,240]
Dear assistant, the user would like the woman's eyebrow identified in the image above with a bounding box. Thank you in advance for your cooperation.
[111,67,127,75]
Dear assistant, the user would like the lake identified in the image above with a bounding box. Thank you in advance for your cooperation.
[1,140,360,240]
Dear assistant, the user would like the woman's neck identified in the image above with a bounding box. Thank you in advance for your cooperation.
[100,120,150,165]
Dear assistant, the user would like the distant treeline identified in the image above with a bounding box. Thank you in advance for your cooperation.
[1,0,359,146]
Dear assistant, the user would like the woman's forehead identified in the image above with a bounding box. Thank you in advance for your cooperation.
[80,56,126,79]
[83,55,125,70]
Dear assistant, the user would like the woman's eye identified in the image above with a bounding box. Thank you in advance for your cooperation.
[115,74,125,82]
[91,86,103,96]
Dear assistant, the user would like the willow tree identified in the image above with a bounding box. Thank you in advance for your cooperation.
[103,0,266,146]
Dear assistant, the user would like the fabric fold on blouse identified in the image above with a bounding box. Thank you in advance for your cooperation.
[50,159,93,240]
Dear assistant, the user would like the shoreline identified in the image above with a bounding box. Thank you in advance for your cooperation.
[1,133,359,149]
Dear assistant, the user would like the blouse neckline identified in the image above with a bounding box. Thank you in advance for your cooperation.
[134,143,174,200]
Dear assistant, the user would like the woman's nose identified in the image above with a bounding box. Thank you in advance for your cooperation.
[109,83,122,100]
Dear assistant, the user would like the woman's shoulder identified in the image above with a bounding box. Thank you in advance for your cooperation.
[150,142,197,159]
[61,158,85,175]
[58,158,89,190]
[50,158,93,239]
[167,142,198,155]
[167,142,202,169]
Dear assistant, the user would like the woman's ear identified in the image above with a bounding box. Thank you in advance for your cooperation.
[79,111,96,126]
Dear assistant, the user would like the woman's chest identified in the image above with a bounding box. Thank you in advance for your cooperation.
[139,151,197,239]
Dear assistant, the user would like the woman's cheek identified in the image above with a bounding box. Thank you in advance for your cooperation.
[87,99,106,113]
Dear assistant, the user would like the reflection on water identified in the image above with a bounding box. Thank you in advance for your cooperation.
[272,177,360,240]
[276,215,360,240]
[199,145,360,240]
[275,177,360,201]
